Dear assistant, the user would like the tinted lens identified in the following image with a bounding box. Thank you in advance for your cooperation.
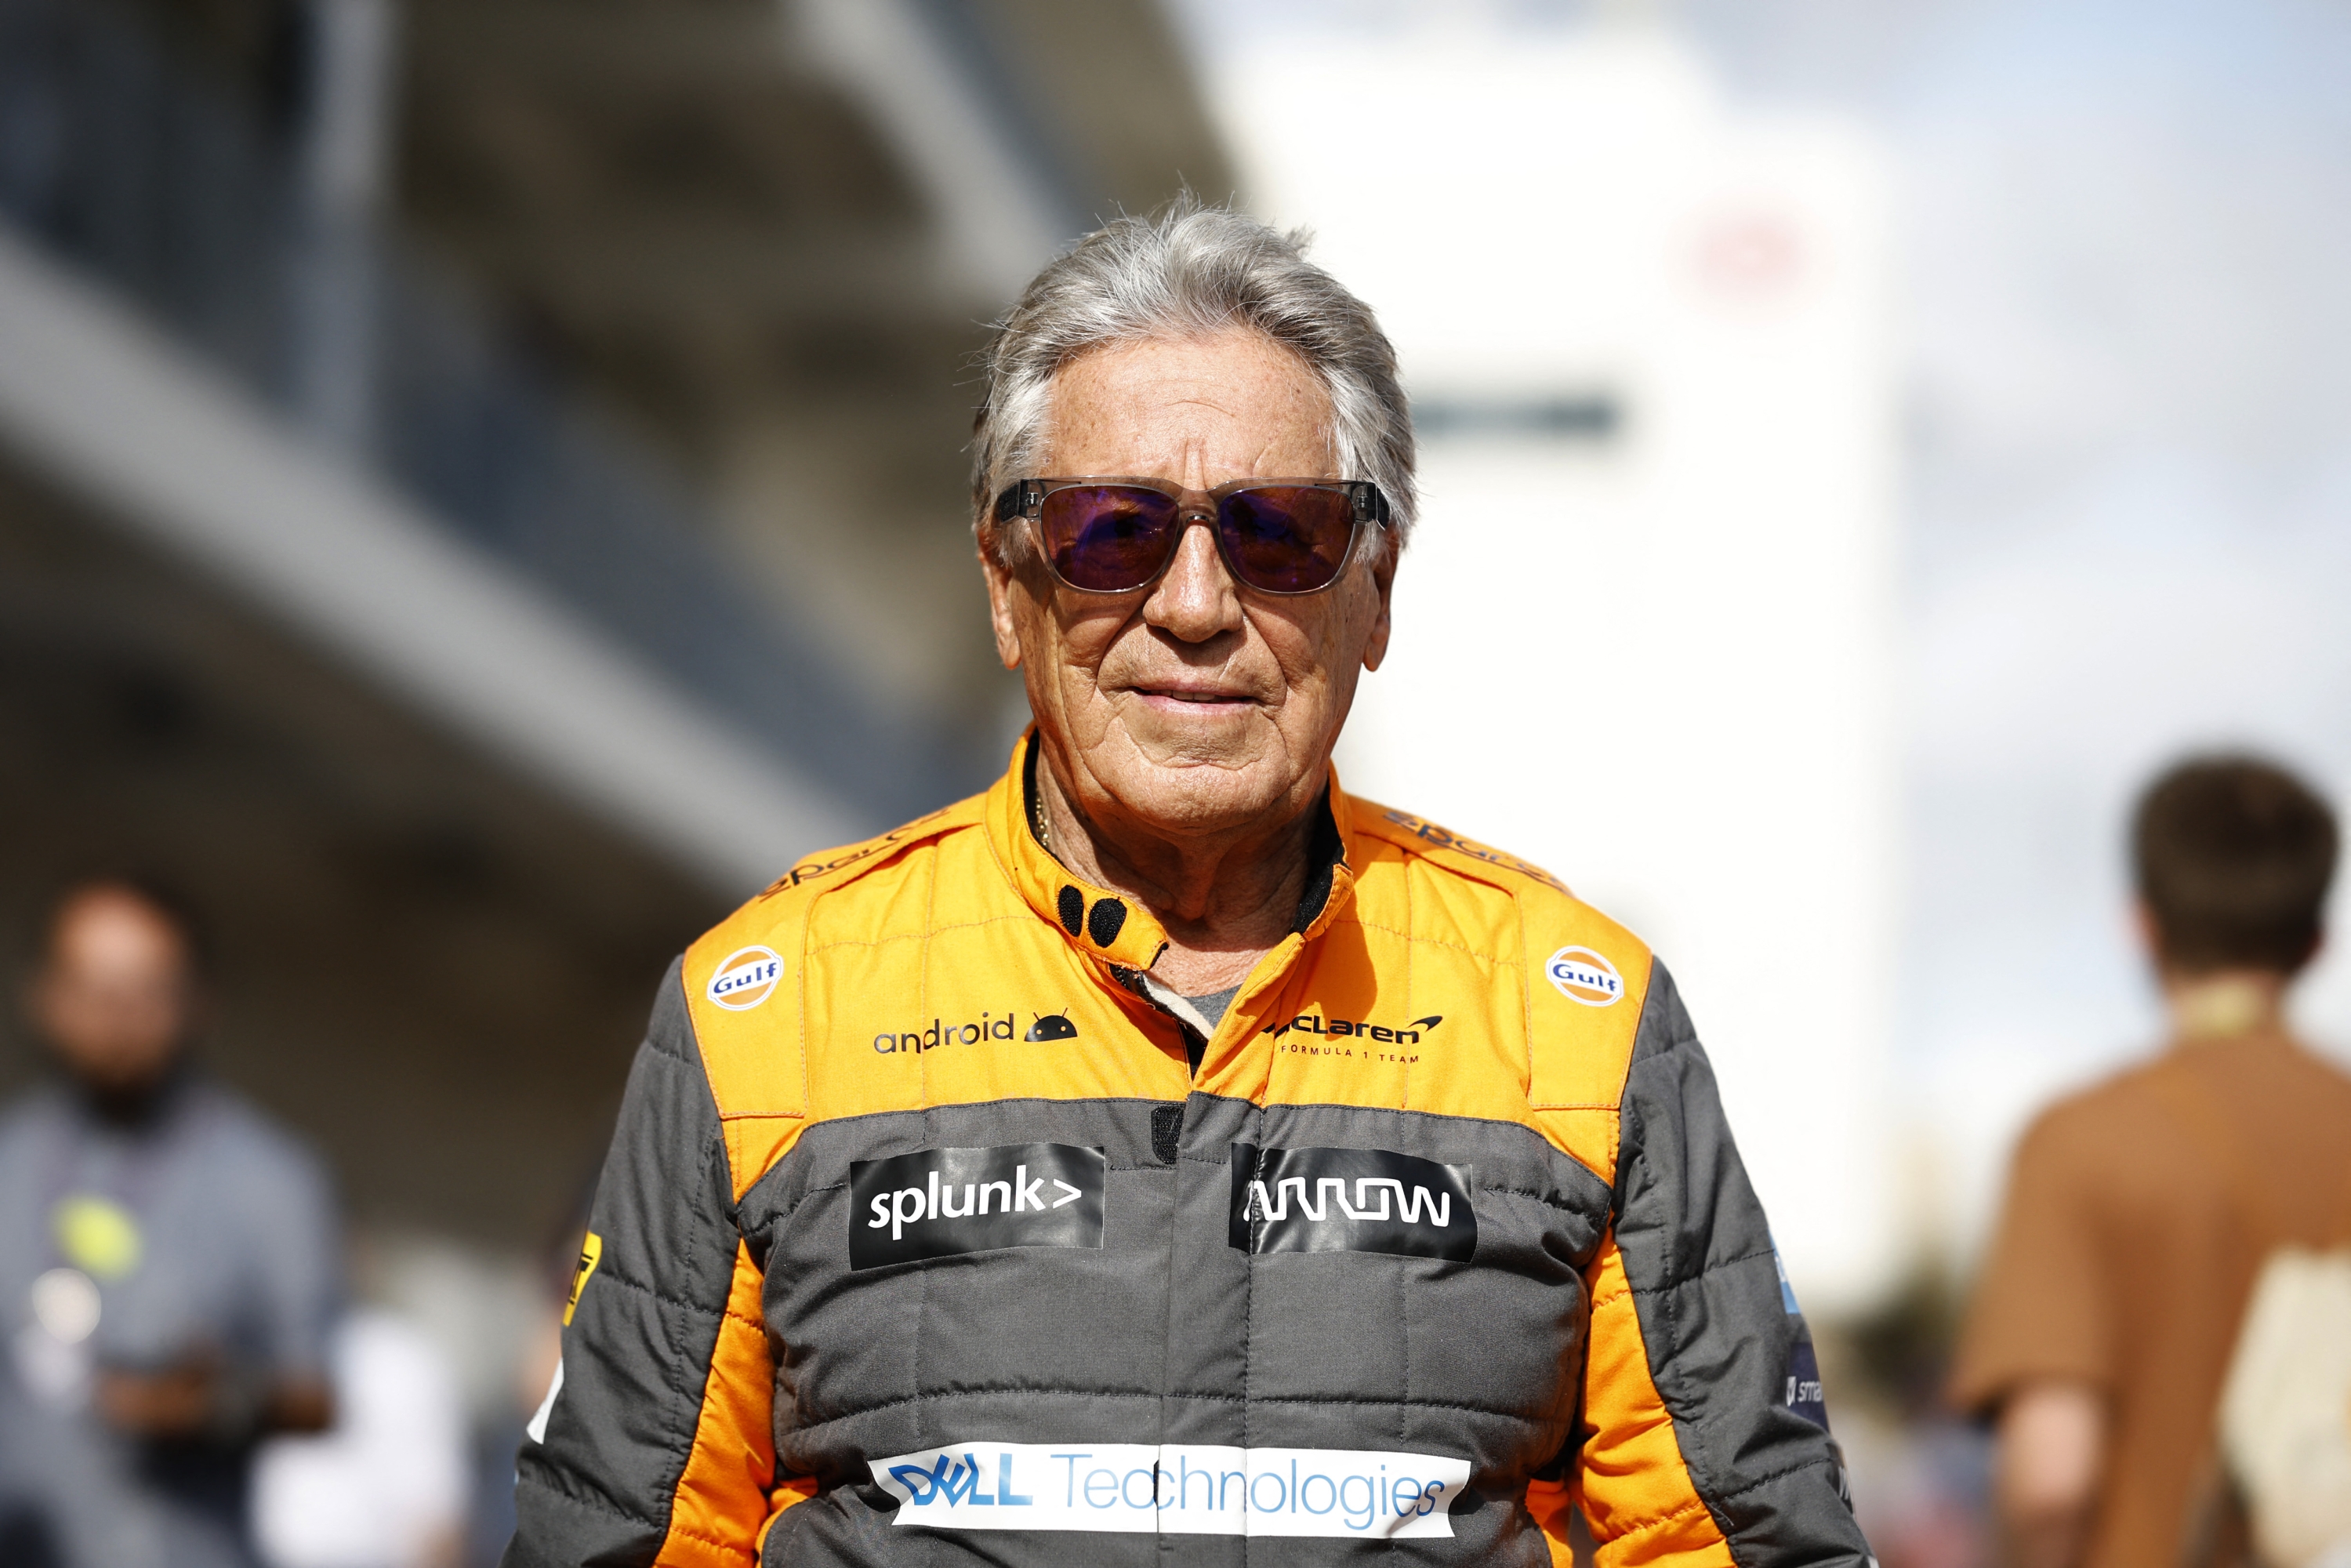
[1215,487,1358,593]
[1037,485,1183,590]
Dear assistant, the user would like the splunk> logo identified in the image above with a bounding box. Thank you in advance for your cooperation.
[847,1142,1104,1271]
[869,1440,1473,1540]
[1228,1144,1476,1262]
[706,946,782,1011]
[1545,946,1624,1007]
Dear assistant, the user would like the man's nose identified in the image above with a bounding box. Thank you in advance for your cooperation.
[1144,514,1243,642]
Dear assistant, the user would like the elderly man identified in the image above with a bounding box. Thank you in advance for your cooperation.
[510,204,1869,1566]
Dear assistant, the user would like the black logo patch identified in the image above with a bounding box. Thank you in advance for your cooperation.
[1228,1144,1476,1262]
[850,1142,1104,1270]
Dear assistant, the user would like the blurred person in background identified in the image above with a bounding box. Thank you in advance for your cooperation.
[0,878,340,1568]
[506,201,1871,1566]
[1950,757,2351,1568]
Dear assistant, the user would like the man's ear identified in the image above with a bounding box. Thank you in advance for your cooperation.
[2131,901,2170,978]
[1359,528,1399,674]
[979,527,1025,671]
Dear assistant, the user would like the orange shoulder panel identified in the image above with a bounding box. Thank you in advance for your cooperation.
[1346,798,1651,1182]
[1515,878,1650,1187]
[684,797,984,1198]
[1348,800,1573,895]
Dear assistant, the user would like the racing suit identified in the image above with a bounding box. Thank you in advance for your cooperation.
[507,735,1870,1566]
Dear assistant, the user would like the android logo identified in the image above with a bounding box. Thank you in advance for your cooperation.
[1024,1011,1077,1042]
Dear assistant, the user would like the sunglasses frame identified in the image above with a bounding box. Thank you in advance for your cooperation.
[992,477,1393,596]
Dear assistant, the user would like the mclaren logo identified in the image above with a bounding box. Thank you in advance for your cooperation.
[1264,1012,1442,1044]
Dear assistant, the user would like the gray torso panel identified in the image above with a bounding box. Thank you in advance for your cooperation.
[741,1092,1613,1566]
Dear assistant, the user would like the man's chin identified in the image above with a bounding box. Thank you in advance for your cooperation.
[1101,750,1296,835]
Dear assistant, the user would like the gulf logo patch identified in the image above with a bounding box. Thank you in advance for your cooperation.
[1545,946,1624,1007]
[707,945,784,1011]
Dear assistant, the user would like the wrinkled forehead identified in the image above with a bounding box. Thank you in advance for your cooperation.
[1040,332,1337,483]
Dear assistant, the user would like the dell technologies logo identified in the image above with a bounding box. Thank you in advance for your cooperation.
[848,1142,1104,1270]
[1228,1144,1476,1263]
[869,1440,1472,1541]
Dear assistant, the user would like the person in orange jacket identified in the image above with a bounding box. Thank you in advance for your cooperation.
[505,199,1872,1568]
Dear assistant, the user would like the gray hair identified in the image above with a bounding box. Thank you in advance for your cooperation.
[971,198,1417,551]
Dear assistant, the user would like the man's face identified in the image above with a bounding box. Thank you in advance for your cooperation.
[981,329,1396,842]
[33,889,194,1098]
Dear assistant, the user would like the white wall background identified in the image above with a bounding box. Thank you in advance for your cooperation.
[1179,0,2351,1308]
[1209,21,1903,1311]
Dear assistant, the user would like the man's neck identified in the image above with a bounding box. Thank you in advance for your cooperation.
[68,1060,189,1131]
[2164,969,2288,1043]
[1035,754,1319,994]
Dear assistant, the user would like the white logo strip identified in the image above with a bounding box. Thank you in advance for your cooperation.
[870,1442,1471,1538]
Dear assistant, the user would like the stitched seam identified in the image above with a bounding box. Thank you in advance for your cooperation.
[1330,916,1525,964]
[1174,1095,1609,1156]
[1651,1245,1777,1295]
[804,912,1039,955]
[591,1263,726,1319]
[518,1469,666,1532]
[1605,1495,1715,1541]
[778,1094,1574,1142]
[1642,1159,1729,1555]
[785,1385,1578,1426]
[662,1520,756,1554]
[662,1145,726,1506]
[775,1181,847,1221]
[1714,1456,1840,1504]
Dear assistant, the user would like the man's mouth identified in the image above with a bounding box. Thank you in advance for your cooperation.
[1134,686,1250,708]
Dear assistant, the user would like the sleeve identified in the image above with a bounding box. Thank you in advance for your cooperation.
[1576,961,1874,1566]
[1946,1105,2110,1416]
[241,1122,342,1385]
[506,960,779,1568]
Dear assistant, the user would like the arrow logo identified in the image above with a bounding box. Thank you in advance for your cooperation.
[1051,1179,1081,1208]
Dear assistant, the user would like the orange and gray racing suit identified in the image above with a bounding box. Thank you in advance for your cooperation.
[506,735,1871,1566]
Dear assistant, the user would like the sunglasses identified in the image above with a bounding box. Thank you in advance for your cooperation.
[993,477,1392,595]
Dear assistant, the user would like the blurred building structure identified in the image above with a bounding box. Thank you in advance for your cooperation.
[0,0,1231,1255]
[1216,14,1902,1311]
